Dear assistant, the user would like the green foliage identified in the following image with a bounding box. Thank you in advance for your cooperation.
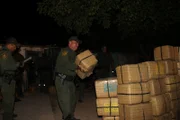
[37,0,180,35]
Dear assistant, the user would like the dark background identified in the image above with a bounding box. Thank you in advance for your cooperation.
[0,0,180,51]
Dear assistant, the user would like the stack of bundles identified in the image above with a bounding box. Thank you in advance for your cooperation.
[177,62,180,76]
[141,61,172,120]
[95,77,119,120]
[75,50,98,79]
[102,116,119,120]
[173,46,180,61]
[116,63,153,120]
[175,46,180,75]
[154,45,178,61]
[154,45,180,120]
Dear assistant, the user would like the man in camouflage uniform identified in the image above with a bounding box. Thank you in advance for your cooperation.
[0,37,20,120]
[55,36,81,120]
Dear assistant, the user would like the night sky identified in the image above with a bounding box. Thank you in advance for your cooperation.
[0,0,180,51]
[0,0,67,45]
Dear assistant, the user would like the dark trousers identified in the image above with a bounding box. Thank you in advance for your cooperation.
[16,78,23,97]
[55,77,77,119]
[0,79,16,120]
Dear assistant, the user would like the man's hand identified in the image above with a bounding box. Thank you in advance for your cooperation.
[77,65,87,72]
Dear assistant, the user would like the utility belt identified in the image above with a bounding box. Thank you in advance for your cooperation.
[0,71,15,84]
[55,72,75,83]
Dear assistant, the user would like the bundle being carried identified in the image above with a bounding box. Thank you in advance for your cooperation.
[75,50,98,79]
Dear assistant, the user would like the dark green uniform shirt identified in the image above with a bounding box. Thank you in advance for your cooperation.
[55,47,77,76]
[0,47,17,75]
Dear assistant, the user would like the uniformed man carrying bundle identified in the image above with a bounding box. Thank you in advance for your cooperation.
[55,36,82,120]
[0,37,21,120]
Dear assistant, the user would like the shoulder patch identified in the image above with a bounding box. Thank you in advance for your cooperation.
[61,50,68,56]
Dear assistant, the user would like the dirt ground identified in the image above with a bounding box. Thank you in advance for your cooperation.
[49,86,102,120]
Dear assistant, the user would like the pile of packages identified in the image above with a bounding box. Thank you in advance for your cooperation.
[94,45,180,120]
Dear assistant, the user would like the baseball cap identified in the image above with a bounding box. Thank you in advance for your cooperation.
[68,36,82,44]
[6,37,20,48]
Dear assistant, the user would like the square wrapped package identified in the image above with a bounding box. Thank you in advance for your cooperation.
[103,117,119,120]
[76,69,92,79]
[75,50,98,72]
[95,77,117,98]
[154,45,175,61]
[96,97,119,116]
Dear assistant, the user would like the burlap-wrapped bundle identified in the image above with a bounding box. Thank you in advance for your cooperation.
[170,109,177,119]
[177,62,180,69]
[154,45,175,61]
[165,91,178,100]
[159,75,180,93]
[163,60,178,75]
[155,61,166,78]
[95,77,117,98]
[118,82,150,94]
[177,62,180,75]
[151,94,171,116]
[103,116,119,120]
[148,80,162,96]
[75,50,98,72]
[170,100,178,119]
[176,82,180,89]
[118,94,150,105]
[76,69,92,79]
[119,103,152,120]
[153,113,172,120]
[173,47,179,61]
[177,90,180,99]
[170,100,179,119]
[163,75,180,84]
[170,99,178,110]
[141,61,159,79]
[117,82,150,104]
[96,98,119,116]
[116,63,148,84]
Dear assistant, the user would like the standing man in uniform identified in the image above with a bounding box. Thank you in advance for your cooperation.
[55,36,81,120]
[0,37,20,120]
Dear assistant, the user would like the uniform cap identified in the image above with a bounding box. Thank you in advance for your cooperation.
[6,37,20,48]
[68,36,82,44]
